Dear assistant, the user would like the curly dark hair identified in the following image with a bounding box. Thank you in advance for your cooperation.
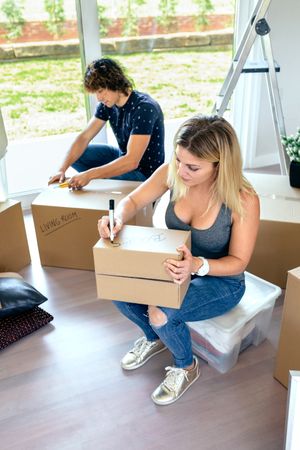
[84,58,134,95]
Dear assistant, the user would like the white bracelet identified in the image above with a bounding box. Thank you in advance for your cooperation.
[191,256,210,276]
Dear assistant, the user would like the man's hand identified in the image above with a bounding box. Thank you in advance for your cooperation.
[48,171,66,185]
[68,171,92,190]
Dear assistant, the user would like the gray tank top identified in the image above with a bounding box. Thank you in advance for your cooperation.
[165,199,245,281]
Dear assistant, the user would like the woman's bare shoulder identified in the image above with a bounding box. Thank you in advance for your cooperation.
[240,189,260,207]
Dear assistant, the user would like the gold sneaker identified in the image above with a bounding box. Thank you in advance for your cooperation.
[151,356,200,405]
[121,337,167,371]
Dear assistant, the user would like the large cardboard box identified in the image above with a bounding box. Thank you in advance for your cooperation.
[0,200,31,272]
[246,173,300,288]
[274,267,300,388]
[93,225,191,308]
[32,180,152,270]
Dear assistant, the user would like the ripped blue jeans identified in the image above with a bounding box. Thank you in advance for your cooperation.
[113,275,245,368]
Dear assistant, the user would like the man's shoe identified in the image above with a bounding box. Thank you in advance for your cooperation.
[151,356,200,405]
[121,337,167,371]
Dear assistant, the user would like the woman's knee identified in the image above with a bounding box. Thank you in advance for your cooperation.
[148,306,168,328]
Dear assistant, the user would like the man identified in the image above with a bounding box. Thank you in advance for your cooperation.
[48,58,165,189]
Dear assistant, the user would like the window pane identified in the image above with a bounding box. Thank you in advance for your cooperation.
[97,0,235,120]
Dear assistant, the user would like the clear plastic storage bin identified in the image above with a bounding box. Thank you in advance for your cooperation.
[188,272,282,373]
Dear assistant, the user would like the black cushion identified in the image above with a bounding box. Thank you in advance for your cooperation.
[0,277,47,318]
[0,306,54,350]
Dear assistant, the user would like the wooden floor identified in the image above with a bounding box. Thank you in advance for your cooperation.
[0,212,287,450]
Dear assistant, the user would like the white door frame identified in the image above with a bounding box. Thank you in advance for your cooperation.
[75,0,107,143]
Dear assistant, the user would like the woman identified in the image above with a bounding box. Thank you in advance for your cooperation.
[98,115,260,406]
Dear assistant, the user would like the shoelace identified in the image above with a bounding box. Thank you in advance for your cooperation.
[131,337,154,358]
[163,366,189,393]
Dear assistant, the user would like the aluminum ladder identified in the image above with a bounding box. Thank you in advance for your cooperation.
[212,0,289,174]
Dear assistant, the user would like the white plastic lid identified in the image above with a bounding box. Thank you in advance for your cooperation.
[189,272,282,334]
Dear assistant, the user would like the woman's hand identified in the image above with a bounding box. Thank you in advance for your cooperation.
[98,215,123,240]
[164,244,193,285]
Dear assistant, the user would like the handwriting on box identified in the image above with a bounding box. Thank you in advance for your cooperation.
[113,232,167,249]
[39,211,81,236]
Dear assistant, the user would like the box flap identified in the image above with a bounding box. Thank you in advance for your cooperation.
[288,266,300,278]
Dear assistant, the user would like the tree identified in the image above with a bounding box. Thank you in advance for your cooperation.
[193,0,214,28]
[121,0,147,36]
[97,3,112,37]
[44,0,66,38]
[157,0,178,30]
[0,0,25,40]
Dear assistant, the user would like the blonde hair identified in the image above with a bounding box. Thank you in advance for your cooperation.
[167,115,255,218]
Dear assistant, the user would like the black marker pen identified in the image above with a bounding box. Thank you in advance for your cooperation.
[109,199,115,243]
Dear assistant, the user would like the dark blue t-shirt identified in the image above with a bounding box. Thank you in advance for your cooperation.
[95,90,165,178]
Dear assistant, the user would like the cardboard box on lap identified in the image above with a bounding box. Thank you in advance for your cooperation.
[93,225,191,308]
[274,267,300,388]
[245,173,300,288]
[0,200,31,272]
[31,180,153,270]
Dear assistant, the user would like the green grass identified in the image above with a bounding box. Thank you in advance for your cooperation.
[0,49,232,141]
